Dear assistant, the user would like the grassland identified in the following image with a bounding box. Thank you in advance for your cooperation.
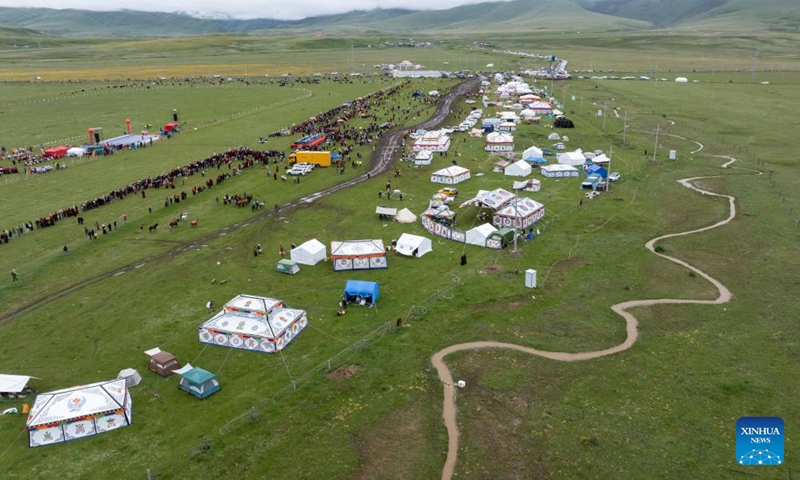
[1,32,800,479]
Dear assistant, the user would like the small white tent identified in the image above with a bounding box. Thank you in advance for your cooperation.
[117,368,142,388]
[291,239,326,266]
[395,208,417,224]
[466,223,497,246]
[395,233,432,257]
[66,147,87,157]
[558,149,586,166]
[504,160,532,177]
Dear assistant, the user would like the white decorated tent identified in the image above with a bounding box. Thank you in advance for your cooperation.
[466,223,498,246]
[540,164,580,178]
[504,159,532,177]
[395,208,417,224]
[331,239,387,271]
[199,294,308,353]
[414,150,433,166]
[395,233,432,257]
[430,166,471,185]
[485,131,514,152]
[26,379,132,447]
[412,130,450,152]
[492,197,546,230]
[290,238,326,266]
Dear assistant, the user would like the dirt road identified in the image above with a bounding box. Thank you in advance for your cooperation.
[431,156,749,480]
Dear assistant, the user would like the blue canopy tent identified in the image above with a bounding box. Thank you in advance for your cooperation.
[586,164,608,179]
[343,280,380,306]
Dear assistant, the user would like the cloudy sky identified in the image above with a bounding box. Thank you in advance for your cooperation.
[0,0,514,20]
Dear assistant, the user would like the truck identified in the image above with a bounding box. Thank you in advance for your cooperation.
[288,150,332,167]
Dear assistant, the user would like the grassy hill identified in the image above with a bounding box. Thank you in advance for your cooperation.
[579,0,800,31]
[2,0,799,38]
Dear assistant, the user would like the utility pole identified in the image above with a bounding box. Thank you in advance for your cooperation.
[607,144,613,193]
[622,109,628,144]
[653,124,660,161]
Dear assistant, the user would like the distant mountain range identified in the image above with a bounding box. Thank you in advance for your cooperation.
[0,0,797,38]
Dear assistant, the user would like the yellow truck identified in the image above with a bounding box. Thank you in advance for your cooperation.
[288,150,332,167]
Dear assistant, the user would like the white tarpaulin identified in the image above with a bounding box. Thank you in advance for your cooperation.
[0,374,35,393]
[375,206,398,216]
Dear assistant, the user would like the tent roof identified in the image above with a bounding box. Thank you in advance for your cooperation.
[0,374,35,393]
[395,208,417,223]
[296,238,325,253]
[542,164,579,172]
[513,178,540,190]
[376,206,397,216]
[468,223,497,236]
[495,197,545,218]
[460,188,515,210]
[181,367,216,385]
[202,294,304,340]
[331,239,385,257]
[395,233,432,257]
[344,280,380,302]
[26,379,128,428]
[431,166,470,177]
[277,259,298,267]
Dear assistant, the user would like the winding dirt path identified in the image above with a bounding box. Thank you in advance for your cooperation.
[431,156,752,480]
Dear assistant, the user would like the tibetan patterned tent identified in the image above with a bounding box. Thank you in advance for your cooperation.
[460,188,515,210]
[330,239,388,271]
[540,164,580,178]
[412,130,450,152]
[492,198,546,230]
[430,166,471,185]
[485,132,514,152]
[26,379,131,447]
[199,294,308,353]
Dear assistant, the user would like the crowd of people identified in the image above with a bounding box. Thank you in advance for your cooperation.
[1,80,441,248]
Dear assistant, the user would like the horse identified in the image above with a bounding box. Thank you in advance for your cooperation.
[169,219,179,229]
[190,220,198,227]
[148,223,159,233]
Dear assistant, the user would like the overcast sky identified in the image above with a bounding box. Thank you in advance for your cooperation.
[0,0,514,20]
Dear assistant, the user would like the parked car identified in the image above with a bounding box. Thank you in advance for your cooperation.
[608,172,621,182]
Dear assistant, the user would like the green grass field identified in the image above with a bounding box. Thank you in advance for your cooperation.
[1,31,799,479]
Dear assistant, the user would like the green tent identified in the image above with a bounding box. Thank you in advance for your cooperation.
[178,366,220,399]
[276,259,300,275]
[488,227,515,247]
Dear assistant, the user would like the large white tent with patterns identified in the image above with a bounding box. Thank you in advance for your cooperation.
[199,294,308,354]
